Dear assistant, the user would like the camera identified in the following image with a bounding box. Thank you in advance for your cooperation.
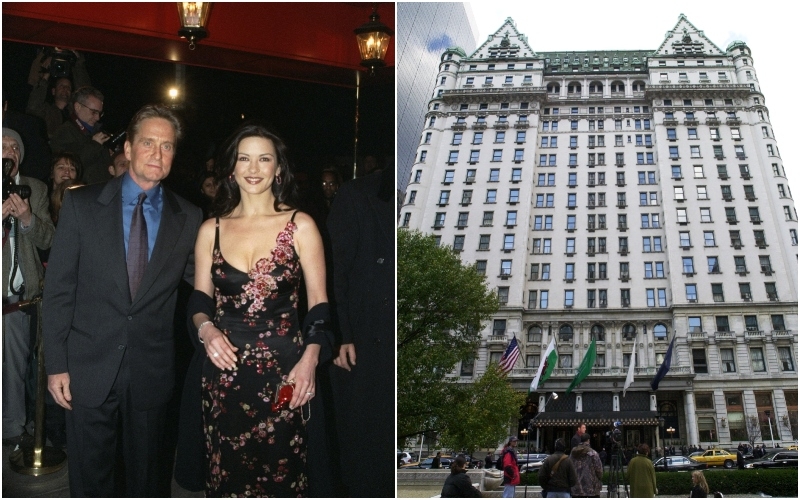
[103,130,127,151]
[3,159,32,202]
[41,47,77,80]
[604,421,623,450]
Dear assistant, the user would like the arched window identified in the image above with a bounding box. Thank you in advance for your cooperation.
[632,80,646,92]
[589,81,603,93]
[622,323,636,340]
[547,82,560,94]
[559,324,573,342]
[528,325,543,343]
[653,323,668,340]
[568,82,582,94]
[611,81,625,94]
[591,324,605,342]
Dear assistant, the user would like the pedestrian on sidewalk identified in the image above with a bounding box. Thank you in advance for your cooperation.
[569,433,602,498]
[627,444,657,498]
[690,470,709,498]
[501,436,520,498]
[539,438,577,498]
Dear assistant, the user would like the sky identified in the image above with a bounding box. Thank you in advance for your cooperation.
[466,0,799,198]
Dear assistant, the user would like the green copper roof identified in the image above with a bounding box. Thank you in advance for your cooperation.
[539,50,651,74]
[726,40,748,52]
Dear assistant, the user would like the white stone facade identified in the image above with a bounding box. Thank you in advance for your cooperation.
[399,15,797,449]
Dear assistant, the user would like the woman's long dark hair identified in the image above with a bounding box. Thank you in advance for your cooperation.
[211,122,297,217]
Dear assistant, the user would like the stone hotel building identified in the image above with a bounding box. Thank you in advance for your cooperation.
[399,14,797,452]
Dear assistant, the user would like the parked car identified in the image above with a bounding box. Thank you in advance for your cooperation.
[397,451,412,465]
[400,456,454,469]
[691,448,737,468]
[786,445,798,451]
[652,455,708,472]
[744,451,798,469]
[519,454,550,473]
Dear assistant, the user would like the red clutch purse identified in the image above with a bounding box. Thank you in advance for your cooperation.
[271,381,294,413]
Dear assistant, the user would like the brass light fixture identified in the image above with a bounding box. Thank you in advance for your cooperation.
[177,2,211,50]
[353,3,393,75]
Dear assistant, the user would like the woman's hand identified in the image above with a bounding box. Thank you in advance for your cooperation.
[201,325,238,371]
[287,344,320,409]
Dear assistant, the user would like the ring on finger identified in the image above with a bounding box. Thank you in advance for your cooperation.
[306,391,315,395]
[212,352,219,358]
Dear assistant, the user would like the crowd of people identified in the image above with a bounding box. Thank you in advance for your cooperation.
[3,47,394,498]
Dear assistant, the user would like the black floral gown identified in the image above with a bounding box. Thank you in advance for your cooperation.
[202,213,308,497]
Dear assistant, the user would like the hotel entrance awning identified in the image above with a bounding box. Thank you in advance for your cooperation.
[531,411,659,427]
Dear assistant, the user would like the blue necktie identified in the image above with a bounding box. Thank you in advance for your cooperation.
[127,193,148,298]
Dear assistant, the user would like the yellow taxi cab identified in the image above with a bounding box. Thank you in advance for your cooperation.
[787,445,798,451]
[692,448,737,468]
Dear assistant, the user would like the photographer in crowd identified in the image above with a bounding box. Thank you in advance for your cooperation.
[2,127,55,446]
[49,86,113,185]
[26,48,92,139]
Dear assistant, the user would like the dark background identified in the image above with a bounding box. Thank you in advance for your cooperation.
[3,40,394,205]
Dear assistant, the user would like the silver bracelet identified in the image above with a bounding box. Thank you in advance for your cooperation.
[197,320,214,343]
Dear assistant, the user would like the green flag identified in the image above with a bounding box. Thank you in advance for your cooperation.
[566,339,596,395]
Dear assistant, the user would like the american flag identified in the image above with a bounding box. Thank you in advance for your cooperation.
[498,336,521,374]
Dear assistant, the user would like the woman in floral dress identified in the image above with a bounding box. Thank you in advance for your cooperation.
[191,123,328,497]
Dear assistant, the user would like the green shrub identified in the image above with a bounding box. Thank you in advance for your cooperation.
[520,468,798,497]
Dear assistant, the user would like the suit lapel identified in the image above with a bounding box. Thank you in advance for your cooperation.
[131,187,187,305]
[93,177,131,302]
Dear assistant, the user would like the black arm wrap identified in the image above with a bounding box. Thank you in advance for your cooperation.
[187,289,215,349]
[302,302,335,364]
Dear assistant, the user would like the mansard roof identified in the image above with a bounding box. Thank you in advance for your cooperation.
[539,50,651,75]
[654,13,726,57]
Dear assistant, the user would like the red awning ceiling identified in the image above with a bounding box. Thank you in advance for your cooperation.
[2,2,395,87]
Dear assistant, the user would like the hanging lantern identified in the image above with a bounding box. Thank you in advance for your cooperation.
[354,4,393,75]
[177,2,211,50]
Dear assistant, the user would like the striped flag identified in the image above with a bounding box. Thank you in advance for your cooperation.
[650,334,676,390]
[529,337,557,393]
[498,336,521,374]
[623,334,637,397]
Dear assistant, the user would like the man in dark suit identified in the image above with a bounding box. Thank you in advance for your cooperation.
[327,169,394,497]
[43,104,202,497]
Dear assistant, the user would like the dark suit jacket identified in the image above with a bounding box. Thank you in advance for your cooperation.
[42,175,202,410]
[326,170,395,497]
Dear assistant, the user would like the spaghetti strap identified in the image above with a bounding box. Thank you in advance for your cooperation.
[214,217,221,252]
[290,210,298,222]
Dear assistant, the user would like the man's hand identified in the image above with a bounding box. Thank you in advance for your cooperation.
[48,373,73,410]
[2,194,32,227]
[92,131,110,146]
[333,343,356,371]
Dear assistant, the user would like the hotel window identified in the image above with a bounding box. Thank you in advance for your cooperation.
[721,348,736,373]
[750,348,766,372]
[745,315,759,332]
[516,131,526,143]
[488,169,500,182]
[690,146,701,158]
[509,189,520,203]
[511,168,522,182]
[621,289,631,307]
[712,283,724,302]
[433,213,445,228]
[700,208,712,223]
[708,256,720,273]
[672,165,682,179]
[495,131,505,143]
[693,349,708,373]
[540,290,549,309]
[686,284,698,302]
[739,283,752,301]
[453,235,465,251]
[778,347,795,371]
[493,150,503,162]
[469,150,479,163]
[478,234,490,250]
[500,260,512,277]
[704,231,716,247]
[564,290,574,307]
[503,235,515,250]
[473,132,483,145]
[486,190,497,203]
[456,212,468,227]
[765,282,778,301]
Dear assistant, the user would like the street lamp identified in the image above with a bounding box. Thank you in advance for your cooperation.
[667,426,675,442]
[353,3,393,75]
[177,2,212,50]
[764,410,776,448]
[658,417,667,471]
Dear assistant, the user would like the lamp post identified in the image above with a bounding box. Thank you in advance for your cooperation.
[658,416,667,471]
[526,392,557,499]
[353,3,393,75]
[177,2,212,50]
[764,410,776,448]
[667,426,675,443]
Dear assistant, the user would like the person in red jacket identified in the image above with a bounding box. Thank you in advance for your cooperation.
[501,436,520,498]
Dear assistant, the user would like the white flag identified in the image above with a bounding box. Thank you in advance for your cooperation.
[623,334,636,397]
[529,337,557,393]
